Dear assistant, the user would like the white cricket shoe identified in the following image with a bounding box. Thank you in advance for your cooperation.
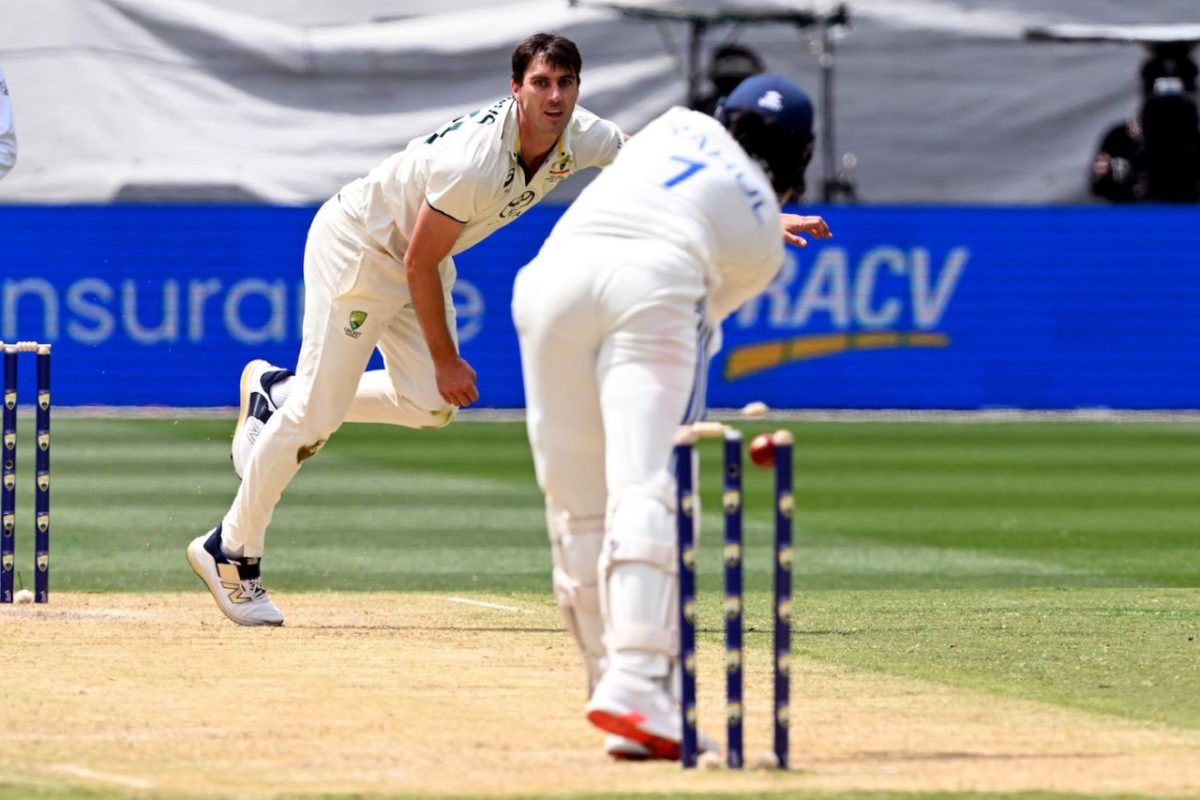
[604,732,720,761]
[605,735,652,761]
[231,359,293,480]
[586,667,712,761]
[187,525,284,626]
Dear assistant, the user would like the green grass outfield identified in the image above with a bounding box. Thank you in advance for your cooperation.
[8,416,1200,799]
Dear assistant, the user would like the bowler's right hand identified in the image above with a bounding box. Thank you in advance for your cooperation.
[436,356,479,407]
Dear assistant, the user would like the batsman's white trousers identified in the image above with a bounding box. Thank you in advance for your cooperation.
[512,234,707,582]
[222,197,459,557]
[513,236,705,520]
[513,239,700,513]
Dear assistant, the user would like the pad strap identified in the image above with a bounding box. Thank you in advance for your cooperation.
[605,539,677,573]
[605,623,678,656]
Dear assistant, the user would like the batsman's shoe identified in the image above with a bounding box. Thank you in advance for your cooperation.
[605,735,652,761]
[602,721,720,763]
[586,668,690,760]
[186,525,284,627]
[232,359,293,479]
[604,733,722,761]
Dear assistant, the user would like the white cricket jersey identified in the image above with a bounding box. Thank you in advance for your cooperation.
[337,97,623,260]
[545,107,783,323]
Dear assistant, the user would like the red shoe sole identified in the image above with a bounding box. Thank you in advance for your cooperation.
[587,709,680,761]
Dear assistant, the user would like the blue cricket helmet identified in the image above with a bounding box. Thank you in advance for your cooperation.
[716,74,815,201]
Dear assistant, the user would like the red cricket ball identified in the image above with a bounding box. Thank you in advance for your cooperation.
[749,433,776,468]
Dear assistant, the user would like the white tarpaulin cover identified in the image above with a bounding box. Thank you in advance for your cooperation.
[1,0,1197,203]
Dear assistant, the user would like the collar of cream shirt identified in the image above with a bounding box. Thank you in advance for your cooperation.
[508,98,571,179]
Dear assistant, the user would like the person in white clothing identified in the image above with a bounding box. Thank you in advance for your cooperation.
[0,65,17,179]
[512,74,830,760]
[187,33,624,628]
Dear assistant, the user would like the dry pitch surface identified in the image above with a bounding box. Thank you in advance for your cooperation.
[1,593,1198,798]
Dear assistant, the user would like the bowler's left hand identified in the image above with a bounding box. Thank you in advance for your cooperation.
[781,214,831,247]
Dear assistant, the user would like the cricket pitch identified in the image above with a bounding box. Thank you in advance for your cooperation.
[0,593,1197,798]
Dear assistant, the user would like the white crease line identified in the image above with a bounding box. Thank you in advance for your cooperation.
[0,612,154,623]
[442,596,526,613]
[52,764,155,790]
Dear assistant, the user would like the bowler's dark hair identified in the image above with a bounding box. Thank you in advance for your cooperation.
[512,33,582,84]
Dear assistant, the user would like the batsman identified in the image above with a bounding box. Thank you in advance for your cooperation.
[513,74,830,760]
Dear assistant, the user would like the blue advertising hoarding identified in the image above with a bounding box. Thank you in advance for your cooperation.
[0,204,1197,408]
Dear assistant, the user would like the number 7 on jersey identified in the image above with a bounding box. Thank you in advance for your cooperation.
[663,156,707,188]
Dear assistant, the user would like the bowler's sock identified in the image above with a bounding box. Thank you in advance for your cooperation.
[218,530,245,560]
[267,376,294,408]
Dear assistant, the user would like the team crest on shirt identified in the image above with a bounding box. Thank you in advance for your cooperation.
[546,153,575,184]
[344,310,368,339]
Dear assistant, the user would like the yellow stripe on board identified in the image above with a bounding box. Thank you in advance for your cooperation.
[725,332,950,379]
